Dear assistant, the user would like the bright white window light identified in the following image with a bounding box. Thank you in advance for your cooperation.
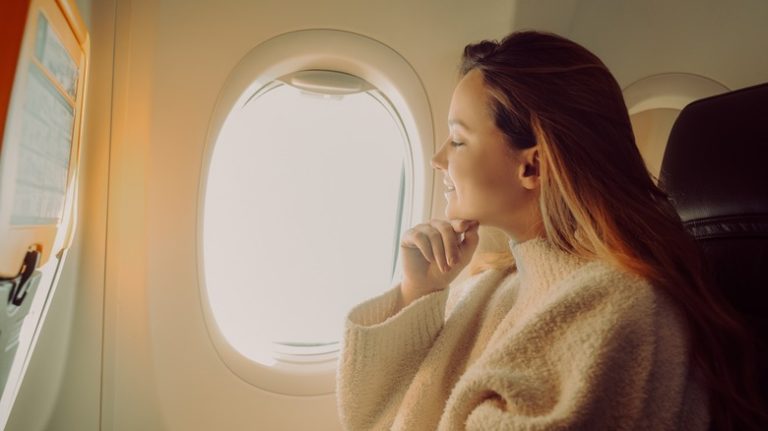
[203,75,407,366]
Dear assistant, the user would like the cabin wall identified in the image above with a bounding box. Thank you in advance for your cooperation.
[567,0,768,91]
[513,0,768,90]
[5,0,112,430]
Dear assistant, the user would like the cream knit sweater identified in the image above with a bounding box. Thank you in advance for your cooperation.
[336,237,710,430]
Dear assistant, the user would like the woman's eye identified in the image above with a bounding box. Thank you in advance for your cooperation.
[450,141,463,147]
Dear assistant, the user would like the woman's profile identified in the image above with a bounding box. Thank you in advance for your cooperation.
[336,30,765,430]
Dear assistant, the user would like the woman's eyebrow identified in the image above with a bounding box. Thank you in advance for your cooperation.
[448,119,471,131]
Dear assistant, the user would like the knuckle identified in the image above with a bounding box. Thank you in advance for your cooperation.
[402,229,424,245]
[431,219,450,230]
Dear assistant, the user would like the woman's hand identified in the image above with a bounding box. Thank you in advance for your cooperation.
[398,219,480,307]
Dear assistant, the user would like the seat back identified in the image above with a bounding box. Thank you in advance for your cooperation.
[659,82,768,421]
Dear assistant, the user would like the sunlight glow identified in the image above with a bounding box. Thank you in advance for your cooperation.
[203,83,406,365]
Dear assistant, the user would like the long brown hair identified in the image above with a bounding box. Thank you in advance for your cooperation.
[461,30,766,430]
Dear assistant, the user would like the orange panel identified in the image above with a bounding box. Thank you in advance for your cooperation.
[0,0,33,154]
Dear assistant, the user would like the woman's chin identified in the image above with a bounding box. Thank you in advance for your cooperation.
[444,205,467,221]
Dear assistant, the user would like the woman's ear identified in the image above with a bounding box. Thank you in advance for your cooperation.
[518,146,540,190]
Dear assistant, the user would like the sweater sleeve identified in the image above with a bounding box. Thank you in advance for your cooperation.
[437,271,705,430]
[336,283,450,431]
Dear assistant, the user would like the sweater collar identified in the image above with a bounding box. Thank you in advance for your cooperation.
[508,236,590,292]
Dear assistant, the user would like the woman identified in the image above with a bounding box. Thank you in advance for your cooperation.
[336,31,764,430]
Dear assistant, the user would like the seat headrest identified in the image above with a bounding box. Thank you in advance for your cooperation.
[659,82,768,232]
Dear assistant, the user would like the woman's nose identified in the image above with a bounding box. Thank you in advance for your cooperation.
[431,142,447,170]
[430,155,440,170]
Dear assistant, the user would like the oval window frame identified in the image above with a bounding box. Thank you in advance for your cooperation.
[623,72,729,114]
[197,29,433,396]
[622,72,730,179]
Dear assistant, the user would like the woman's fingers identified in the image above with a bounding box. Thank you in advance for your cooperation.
[414,224,448,272]
[431,220,460,268]
[398,219,480,307]
[401,229,435,264]
[410,220,464,272]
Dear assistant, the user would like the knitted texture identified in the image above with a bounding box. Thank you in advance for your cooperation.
[336,237,709,430]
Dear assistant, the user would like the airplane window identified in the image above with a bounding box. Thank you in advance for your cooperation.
[629,108,680,181]
[202,73,407,366]
[622,72,730,181]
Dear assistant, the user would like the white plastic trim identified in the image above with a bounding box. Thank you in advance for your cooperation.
[197,29,433,396]
[623,72,729,115]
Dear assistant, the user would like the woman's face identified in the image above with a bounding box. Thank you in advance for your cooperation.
[431,69,541,239]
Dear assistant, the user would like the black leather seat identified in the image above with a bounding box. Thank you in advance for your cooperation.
[659,82,768,426]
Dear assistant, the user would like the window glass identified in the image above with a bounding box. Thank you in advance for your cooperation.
[203,79,407,365]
